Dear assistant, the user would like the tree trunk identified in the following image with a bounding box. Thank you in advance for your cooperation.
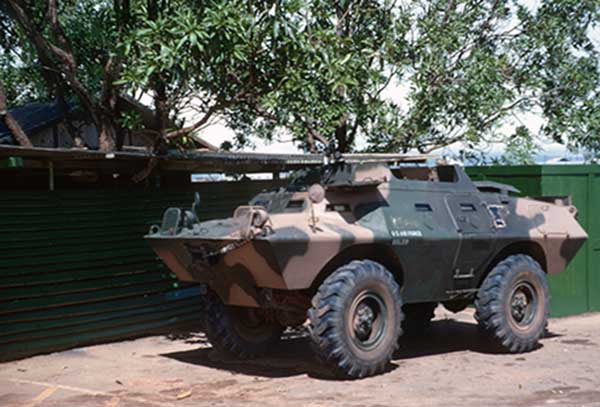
[101,56,122,150]
[154,80,168,140]
[0,81,33,147]
[335,113,349,152]
[147,0,169,150]
[333,5,350,152]
[111,0,131,150]
[98,116,117,151]
[56,87,86,148]
[6,0,117,151]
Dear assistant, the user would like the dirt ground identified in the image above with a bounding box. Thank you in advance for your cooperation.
[2,308,600,407]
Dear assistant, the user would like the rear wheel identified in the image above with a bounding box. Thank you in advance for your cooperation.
[203,290,283,358]
[308,260,403,378]
[475,254,549,353]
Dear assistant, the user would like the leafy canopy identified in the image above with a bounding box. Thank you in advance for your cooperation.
[1,0,599,157]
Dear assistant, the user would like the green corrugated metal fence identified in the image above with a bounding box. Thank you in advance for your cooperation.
[467,165,600,317]
[0,180,282,360]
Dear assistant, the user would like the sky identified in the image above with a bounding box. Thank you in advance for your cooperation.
[186,1,600,163]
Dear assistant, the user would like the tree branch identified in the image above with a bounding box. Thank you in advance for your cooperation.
[0,80,33,147]
[47,0,73,56]
[478,96,531,129]
[165,91,248,139]
[297,115,329,149]
[6,0,115,150]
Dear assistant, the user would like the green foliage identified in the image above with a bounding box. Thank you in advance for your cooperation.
[497,126,538,165]
[0,10,48,104]
[1,1,117,103]
[1,0,599,157]
[118,109,145,132]
[367,0,600,157]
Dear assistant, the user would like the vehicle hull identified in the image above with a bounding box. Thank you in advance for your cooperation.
[146,164,588,308]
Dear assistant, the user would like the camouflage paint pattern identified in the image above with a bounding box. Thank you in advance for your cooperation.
[146,163,587,308]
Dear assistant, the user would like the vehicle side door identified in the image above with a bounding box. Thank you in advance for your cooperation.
[445,193,496,291]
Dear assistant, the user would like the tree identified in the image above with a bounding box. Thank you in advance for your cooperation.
[3,0,122,150]
[201,0,412,153]
[364,0,600,156]
[1,0,599,157]
[1,0,204,151]
[200,0,600,156]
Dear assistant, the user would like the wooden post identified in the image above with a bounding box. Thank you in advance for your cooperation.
[48,161,55,191]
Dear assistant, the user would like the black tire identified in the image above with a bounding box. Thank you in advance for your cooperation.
[203,290,283,358]
[402,302,437,336]
[475,254,549,353]
[308,260,404,378]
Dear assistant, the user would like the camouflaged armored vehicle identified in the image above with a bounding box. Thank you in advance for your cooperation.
[146,161,587,378]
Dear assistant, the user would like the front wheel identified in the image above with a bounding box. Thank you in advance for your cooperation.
[203,290,283,358]
[475,254,549,353]
[308,260,404,378]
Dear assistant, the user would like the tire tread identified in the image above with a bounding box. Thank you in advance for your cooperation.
[308,260,404,378]
[203,290,282,358]
[475,254,549,353]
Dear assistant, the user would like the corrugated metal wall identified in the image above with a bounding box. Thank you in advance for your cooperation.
[0,180,282,360]
[467,165,599,317]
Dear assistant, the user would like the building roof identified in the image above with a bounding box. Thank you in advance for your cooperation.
[0,102,74,144]
[0,98,217,151]
[0,145,432,173]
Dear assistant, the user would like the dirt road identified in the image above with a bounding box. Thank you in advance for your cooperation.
[2,308,600,407]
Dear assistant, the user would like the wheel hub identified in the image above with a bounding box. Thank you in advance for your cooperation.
[348,291,387,350]
[354,303,375,340]
[509,282,537,327]
[511,292,528,321]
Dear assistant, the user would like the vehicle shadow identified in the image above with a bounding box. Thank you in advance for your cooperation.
[160,319,560,381]
[161,327,343,380]
[394,318,559,359]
